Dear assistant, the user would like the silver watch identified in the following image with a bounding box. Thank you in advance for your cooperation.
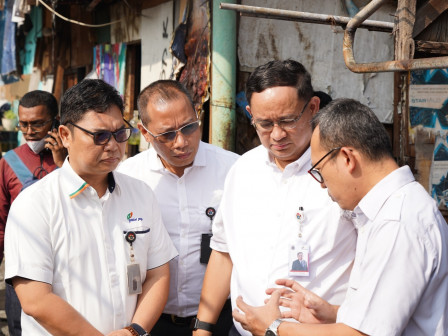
[265,319,283,336]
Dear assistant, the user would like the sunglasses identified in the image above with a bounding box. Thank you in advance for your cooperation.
[141,120,201,143]
[67,120,133,145]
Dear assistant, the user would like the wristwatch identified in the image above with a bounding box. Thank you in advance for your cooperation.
[124,323,150,336]
[265,319,283,336]
[190,317,215,332]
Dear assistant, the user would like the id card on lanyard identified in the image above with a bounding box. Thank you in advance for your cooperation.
[289,206,310,277]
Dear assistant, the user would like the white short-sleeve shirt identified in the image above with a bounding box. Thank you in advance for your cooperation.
[118,141,239,316]
[211,145,357,336]
[337,166,448,336]
[5,160,178,335]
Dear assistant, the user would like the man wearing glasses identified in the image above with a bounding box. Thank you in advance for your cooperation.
[232,98,448,336]
[0,90,67,335]
[194,60,356,336]
[118,80,239,336]
[4,79,178,335]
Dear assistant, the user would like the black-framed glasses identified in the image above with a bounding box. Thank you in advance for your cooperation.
[67,120,133,145]
[251,100,309,132]
[17,119,52,132]
[141,120,201,143]
[308,147,342,183]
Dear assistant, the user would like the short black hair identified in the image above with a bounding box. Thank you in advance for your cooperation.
[137,80,195,125]
[311,98,393,161]
[314,91,332,109]
[60,79,124,125]
[245,59,314,105]
[19,90,58,119]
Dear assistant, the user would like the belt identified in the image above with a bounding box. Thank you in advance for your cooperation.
[161,299,232,327]
[160,313,195,326]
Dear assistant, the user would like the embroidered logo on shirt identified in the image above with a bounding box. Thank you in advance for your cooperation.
[127,212,143,223]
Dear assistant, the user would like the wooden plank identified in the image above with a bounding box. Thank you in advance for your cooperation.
[141,0,171,10]
[413,0,448,38]
[124,46,136,121]
[415,40,448,55]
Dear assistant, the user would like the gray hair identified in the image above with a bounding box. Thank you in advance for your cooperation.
[311,98,393,161]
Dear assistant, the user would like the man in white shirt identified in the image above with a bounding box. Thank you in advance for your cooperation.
[118,80,239,336]
[194,60,357,336]
[233,98,448,336]
[4,79,178,336]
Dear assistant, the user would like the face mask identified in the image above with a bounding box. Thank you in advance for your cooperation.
[27,138,47,154]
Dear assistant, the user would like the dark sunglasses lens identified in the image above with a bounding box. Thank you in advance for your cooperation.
[94,131,112,145]
[114,128,131,142]
[181,122,199,135]
[159,131,177,142]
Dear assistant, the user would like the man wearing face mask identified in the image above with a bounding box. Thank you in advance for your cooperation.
[0,90,67,336]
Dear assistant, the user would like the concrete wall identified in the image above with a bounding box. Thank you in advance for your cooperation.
[238,0,396,123]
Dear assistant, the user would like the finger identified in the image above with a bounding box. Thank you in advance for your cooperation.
[266,289,282,306]
[232,308,246,324]
[278,298,292,308]
[281,311,294,319]
[235,296,251,313]
[276,278,306,293]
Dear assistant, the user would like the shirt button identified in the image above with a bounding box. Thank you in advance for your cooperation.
[351,212,357,218]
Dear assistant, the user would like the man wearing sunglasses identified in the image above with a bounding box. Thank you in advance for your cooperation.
[233,99,448,336]
[118,80,239,336]
[194,60,356,336]
[0,90,67,336]
[4,79,178,336]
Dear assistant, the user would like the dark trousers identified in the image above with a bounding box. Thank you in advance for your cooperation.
[228,325,241,336]
[151,299,233,336]
[5,282,22,336]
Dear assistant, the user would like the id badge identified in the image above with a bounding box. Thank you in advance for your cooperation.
[288,241,310,277]
[200,233,213,264]
[127,263,142,295]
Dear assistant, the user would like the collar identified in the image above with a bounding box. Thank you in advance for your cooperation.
[355,166,415,223]
[264,146,311,174]
[62,158,116,199]
[149,141,206,172]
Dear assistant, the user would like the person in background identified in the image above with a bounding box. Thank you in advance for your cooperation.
[119,79,239,336]
[0,90,67,336]
[193,60,356,336]
[4,79,178,336]
[233,98,448,336]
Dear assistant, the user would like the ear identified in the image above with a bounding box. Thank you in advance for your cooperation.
[339,147,358,174]
[308,96,320,116]
[246,105,253,119]
[137,123,152,144]
[59,125,72,149]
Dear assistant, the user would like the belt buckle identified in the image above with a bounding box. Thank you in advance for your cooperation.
[170,314,184,325]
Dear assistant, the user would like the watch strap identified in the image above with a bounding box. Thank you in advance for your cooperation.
[124,323,149,336]
[190,317,215,332]
[265,318,283,336]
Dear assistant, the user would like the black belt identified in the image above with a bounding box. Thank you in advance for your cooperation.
[161,299,232,327]
[160,313,195,326]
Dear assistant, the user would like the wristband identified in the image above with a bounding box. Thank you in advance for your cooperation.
[190,317,215,332]
[124,323,150,336]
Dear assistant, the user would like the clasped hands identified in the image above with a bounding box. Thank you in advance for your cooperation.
[232,279,338,336]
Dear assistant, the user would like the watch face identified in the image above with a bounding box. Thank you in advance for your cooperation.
[265,330,276,336]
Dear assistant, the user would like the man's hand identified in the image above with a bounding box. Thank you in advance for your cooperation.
[232,290,282,336]
[45,128,67,167]
[106,329,133,336]
[266,279,338,324]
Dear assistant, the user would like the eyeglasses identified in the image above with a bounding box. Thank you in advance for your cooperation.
[141,120,201,143]
[308,147,341,183]
[17,119,52,132]
[67,120,133,145]
[251,100,309,132]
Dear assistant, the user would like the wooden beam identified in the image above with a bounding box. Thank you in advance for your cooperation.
[413,0,448,38]
[87,0,102,12]
[415,40,448,55]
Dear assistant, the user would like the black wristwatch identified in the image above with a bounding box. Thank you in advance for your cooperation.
[265,319,283,336]
[190,317,215,332]
[126,323,150,336]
